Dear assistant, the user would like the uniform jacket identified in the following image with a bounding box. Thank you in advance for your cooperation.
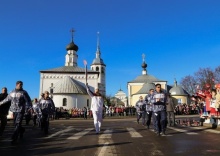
[0,89,32,113]
[145,94,154,112]
[135,100,145,113]
[32,102,41,115]
[153,91,166,112]
[39,97,55,115]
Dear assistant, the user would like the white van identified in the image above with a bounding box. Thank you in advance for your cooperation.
[7,111,13,120]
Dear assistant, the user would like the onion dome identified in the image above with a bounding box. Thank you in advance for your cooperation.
[66,41,78,51]
[142,62,147,69]
[169,79,188,96]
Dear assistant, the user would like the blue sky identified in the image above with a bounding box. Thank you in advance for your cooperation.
[0,0,220,98]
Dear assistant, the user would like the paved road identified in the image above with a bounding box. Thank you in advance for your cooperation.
[1,116,220,156]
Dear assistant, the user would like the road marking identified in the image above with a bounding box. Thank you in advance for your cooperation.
[162,134,173,137]
[186,132,198,135]
[99,129,113,139]
[1,139,11,142]
[98,142,109,156]
[46,126,74,139]
[126,127,142,138]
[67,128,93,140]
[168,127,198,135]
[168,126,188,133]
[192,126,220,134]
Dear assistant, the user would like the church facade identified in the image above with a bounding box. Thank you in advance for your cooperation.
[39,31,106,109]
[113,89,128,106]
[127,55,190,106]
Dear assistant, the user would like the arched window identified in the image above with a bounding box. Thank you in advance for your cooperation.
[63,98,67,106]
[87,99,89,107]
[101,67,105,73]
[96,66,99,71]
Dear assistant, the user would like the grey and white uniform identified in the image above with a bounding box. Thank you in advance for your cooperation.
[0,89,32,113]
[153,91,167,134]
[39,97,55,115]
[0,88,32,142]
[145,94,154,128]
[32,101,41,126]
[135,98,145,124]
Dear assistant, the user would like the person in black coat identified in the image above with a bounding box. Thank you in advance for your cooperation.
[0,87,11,136]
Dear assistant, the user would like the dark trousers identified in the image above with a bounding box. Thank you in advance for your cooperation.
[137,113,142,123]
[153,112,157,131]
[167,111,175,126]
[142,112,146,125]
[84,113,87,119]
[25,113,31,125]
[33,115,37,126]
[41,113,49,134]
[0,114,7,135]
[146,111,153,127]
[155,111,167,133]
[12,112,24,141]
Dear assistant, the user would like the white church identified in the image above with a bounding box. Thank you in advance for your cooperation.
[39,30,106,109]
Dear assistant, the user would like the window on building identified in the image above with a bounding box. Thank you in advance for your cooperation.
[101,67,105,73]
[87,99,89,107]
[177,98,182,104]
[96,66,99,71]
[63,98,67,106]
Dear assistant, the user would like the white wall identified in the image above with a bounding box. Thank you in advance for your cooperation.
[39,72,99,96]
[53,94,91,109]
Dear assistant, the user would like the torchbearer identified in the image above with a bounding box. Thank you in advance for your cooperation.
[84,60,104,134]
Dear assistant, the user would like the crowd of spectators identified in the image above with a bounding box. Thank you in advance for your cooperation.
[174,103,200,115]
[54,106,137,119]
[53,103,201,120]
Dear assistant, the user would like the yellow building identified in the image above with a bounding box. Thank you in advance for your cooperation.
[169,79,190,105]
[127,55,190,107]
[127,56,167,106]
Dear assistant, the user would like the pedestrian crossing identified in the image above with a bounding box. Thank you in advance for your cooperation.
[67,128,93,140]
[99,129,113,139]
[46,126,74,139]
[41,125,220,140]
[126,127,142,138]
[167,126,199,135]
[1,123,220,143]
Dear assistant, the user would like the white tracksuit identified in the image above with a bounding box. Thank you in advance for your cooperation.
[86,86,103,133]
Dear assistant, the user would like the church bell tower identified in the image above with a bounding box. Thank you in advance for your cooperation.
[91,32,106,95]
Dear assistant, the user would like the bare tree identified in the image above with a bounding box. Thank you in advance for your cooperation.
[194,67,215,89]
[180,75,196,95]
[214,65,220,83]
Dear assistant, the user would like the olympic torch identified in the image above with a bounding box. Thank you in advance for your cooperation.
[83,60,88,85]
